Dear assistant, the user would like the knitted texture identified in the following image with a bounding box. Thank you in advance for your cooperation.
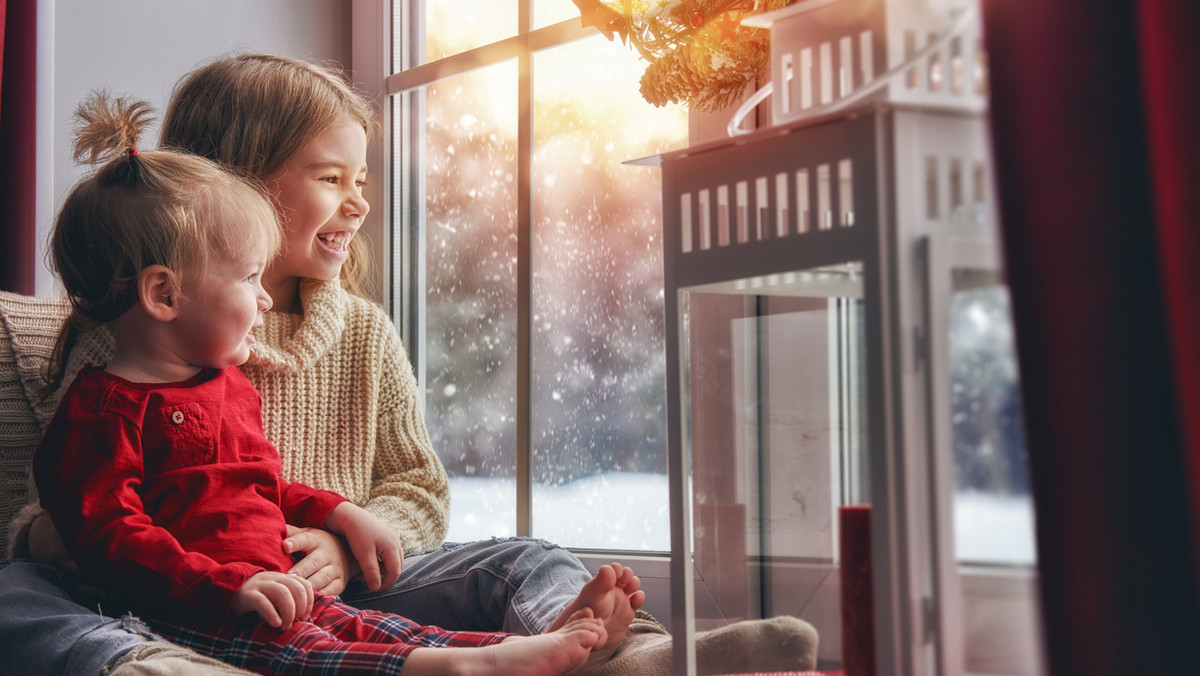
[241,280,450,551]
[6,307,114,558]
[0,291,71,552]
[589,613,819,676]
[4,280,449,557]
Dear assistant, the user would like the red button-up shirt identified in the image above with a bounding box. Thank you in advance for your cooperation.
[34,366,347,620]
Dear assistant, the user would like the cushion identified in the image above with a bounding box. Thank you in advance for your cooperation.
[0,291,71,550]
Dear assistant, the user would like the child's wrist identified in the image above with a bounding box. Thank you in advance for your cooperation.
[323,501,357,535]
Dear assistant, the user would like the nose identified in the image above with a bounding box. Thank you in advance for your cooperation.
[258,285,273,313]
[344,187,370,222]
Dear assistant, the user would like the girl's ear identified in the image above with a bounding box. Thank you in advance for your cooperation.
[138,265,180,322]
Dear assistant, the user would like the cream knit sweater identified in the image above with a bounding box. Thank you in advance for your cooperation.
[10,279,449,556]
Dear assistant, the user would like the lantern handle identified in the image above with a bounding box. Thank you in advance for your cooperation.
[727,6,979,137]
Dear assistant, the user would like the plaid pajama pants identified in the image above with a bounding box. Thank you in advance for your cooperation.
[148,592,510,675]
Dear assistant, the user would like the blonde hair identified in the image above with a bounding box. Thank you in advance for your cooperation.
[45,91,281,392]
[161,53,376,295]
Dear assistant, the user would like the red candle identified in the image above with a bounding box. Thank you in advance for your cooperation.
[839,505,875,676]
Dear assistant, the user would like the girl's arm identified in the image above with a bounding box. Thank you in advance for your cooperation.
[361,323,451,552]
[273,477,358,591]
[8,504,52,561]
[282,524,360,594]
[321,501,403,591]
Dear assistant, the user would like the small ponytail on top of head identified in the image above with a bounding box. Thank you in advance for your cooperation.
[71,91,156,167]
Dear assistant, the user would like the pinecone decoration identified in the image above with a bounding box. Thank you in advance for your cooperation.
[581,0,797,111]
[640,45,709,108]
[640,39,769,112]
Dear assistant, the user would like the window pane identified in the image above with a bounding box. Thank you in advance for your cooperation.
[426,0,518,62]
[534,0,579,29]
[422,61,520,541]
[948,277,1035,565]
[530,36,687,550]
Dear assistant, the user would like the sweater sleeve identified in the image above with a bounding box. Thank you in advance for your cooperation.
[363,316,450,552]
[33,384,261,620]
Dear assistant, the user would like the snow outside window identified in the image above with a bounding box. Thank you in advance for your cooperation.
[392,0,687,549]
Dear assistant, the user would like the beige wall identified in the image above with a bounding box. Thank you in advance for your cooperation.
[37,0,354,295]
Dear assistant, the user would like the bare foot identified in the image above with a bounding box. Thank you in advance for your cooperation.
[497,610,606,676]
[547,563,645,669]
[404,609,606,676]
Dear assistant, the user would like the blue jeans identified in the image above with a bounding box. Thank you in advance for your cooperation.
[343,537,591,635]
[0,559,158,676]
[0,537,589,675]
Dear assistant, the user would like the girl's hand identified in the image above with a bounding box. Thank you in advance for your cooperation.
[28,512,74,569]
[283,525,360,595]
[323,502,403,592]
[28,512,108,597]
[232,571,314,630]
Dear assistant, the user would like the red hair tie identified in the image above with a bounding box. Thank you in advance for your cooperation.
[128,147,139,157]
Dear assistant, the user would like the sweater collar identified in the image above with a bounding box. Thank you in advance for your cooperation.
[248,279,347,372]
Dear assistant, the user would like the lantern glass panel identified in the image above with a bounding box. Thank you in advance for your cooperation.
[679,262,868,667]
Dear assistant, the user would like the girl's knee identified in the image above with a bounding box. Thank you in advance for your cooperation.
[518,541,588,576]
[499,537,563,558]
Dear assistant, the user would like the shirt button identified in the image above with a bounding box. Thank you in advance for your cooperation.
[171,411,185,425]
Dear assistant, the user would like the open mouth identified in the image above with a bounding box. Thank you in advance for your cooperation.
[317,231,354,253]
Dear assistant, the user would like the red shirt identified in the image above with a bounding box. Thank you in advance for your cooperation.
[33,366,348,620]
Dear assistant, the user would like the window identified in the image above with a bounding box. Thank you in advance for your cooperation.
[387,1,688,550]
[947,276,1035,565]
[928,237,1044,675]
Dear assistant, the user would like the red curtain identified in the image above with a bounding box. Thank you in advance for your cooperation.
[1,0,37,294]
[982,0,1200,673]
[1141,0,1200,569]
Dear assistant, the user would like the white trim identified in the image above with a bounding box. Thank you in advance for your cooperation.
[925,234,1001,674]
[384,19,592,94]
[351,0,391,307]
[35,0,57,296]
[574,551,673,628]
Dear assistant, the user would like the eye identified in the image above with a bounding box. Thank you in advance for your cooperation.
[320,175,339,184]
[356,178,368,188]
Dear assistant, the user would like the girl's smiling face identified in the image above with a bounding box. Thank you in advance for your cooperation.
[262,118,369,312]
